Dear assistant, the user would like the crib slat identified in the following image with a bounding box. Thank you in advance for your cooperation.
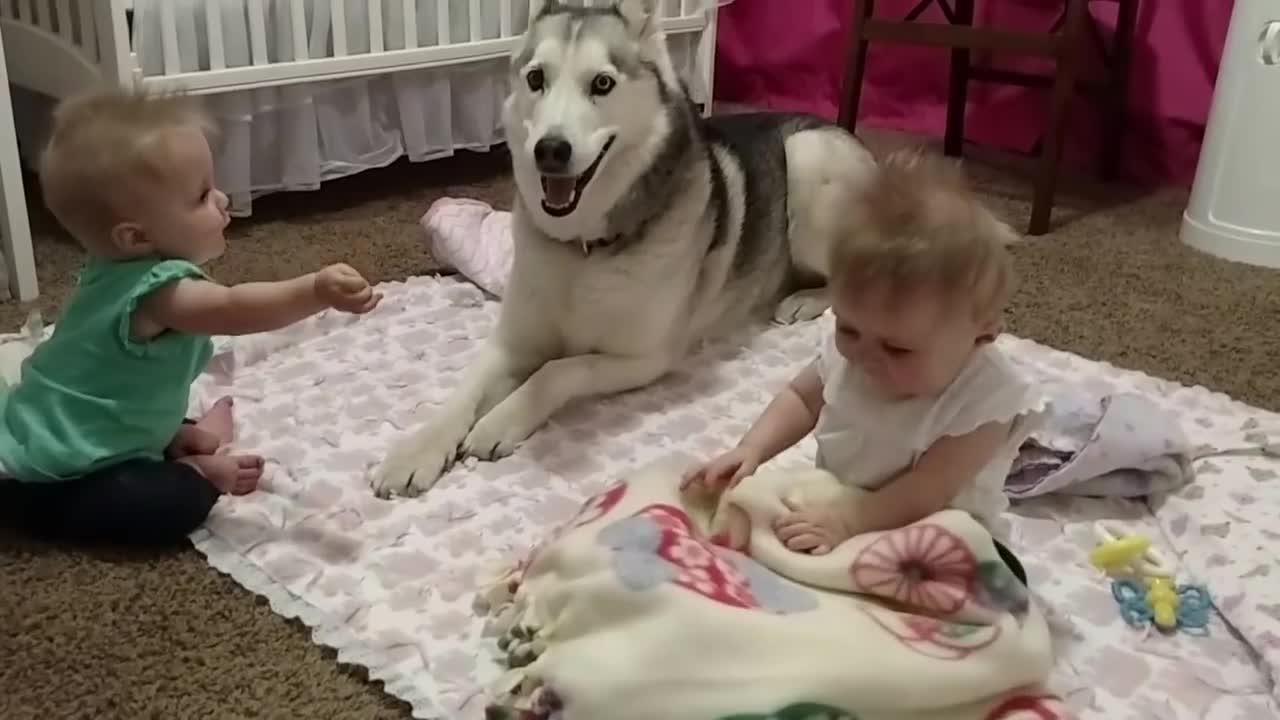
[159,0,181,75]
[288,0,308,60]
[176,2,200,72]
[247,0,269,65]
[75,0,96,61]
[55,0,71,41]
[436,0,450,45]
[468,0,481,41]
[308,0,330,59]
[368,0,384,53]
[33,0,48,31]
[15,0,28,23]
[205,1,226,69]
[499,0,512,38]
[330,0,348,56]
[401,0,418,49]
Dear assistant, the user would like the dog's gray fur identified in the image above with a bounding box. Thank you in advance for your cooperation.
[372,0,877,497]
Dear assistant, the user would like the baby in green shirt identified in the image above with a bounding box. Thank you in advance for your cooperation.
[0,88,382,546]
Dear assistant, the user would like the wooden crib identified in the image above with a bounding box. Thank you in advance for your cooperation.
[0,0,725,301]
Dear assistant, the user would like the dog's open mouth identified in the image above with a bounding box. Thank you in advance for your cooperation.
[540,137,615,218]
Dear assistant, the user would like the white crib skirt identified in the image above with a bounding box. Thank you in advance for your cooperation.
[205,62,510,216]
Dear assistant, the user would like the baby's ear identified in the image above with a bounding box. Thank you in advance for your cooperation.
[976,318,1004,346]
[109,221,152,256]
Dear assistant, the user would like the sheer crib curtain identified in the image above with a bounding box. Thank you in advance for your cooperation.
[130,0,714,217]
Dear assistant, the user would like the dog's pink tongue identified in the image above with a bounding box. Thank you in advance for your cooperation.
[543,176,576,207]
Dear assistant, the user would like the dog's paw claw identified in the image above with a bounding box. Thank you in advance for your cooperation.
[371,441,457,498]
[461,428,519,461]
[460,412,525,461]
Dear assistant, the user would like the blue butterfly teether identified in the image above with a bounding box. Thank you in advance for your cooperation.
[1111,578,1211,636]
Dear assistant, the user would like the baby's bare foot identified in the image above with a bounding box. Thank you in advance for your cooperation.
[194,396,236,446]
[181,453,264,495]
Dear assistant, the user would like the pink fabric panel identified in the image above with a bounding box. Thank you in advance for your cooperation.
[713,0,1233,187]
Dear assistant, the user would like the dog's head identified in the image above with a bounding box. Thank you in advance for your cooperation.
[503,0,682,239]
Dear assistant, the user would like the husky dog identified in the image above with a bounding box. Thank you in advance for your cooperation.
[371,0,877,497]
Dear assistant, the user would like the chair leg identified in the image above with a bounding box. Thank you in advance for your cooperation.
[838,0,875,131]
[944,0,975,158]
[1100,0,1139,180]
[1029,0,1088,236]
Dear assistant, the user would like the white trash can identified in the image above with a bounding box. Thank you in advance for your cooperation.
[1180,0,1280,269]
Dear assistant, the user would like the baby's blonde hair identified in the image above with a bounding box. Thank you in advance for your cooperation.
[828,148,1019,321]
[39,87,214,245]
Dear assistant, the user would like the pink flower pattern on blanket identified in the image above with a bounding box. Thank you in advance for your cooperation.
[597,503,819,614]
[851,524,977,615]
[573,482,628,527]
[645,504,759,610]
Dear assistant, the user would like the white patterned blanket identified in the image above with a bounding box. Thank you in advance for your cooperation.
[478,457,1059,720]
[159,276,1279,719]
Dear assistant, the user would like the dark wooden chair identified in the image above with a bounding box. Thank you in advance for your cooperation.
[838,0,1140,235]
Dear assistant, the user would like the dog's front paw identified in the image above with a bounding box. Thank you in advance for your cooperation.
[460,408,528,461]
[371,433,458,498]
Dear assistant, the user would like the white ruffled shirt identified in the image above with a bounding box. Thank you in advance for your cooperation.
[813,319,1047,532]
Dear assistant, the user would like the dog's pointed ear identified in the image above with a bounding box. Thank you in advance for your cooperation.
[615,0,660,38]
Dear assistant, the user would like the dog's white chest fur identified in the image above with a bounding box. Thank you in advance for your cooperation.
[517,231,696,358]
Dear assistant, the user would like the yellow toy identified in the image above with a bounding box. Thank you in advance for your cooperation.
[1092,521,1212,635]
[1143,576,1179,630]
[1089,521,1176,578]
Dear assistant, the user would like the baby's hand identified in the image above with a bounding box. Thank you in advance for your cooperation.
[680,445,762,495]
[316,263,382,314]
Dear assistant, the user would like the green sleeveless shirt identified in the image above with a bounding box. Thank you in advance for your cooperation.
[0,257,213,482]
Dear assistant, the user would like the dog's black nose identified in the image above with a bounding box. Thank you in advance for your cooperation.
[534,136,573,174]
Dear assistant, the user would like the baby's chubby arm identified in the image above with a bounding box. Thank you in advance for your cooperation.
[739,361,826,463]
[135,263,382,337]
[839,419,1011,535]
[682,361,826,492]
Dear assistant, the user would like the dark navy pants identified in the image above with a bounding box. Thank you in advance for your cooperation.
[0,457,219,547]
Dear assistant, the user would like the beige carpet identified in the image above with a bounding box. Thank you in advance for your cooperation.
[2,128,1279,720]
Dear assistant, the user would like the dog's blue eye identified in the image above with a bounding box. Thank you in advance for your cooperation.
[591,74,615,96]
[526,68,545,92]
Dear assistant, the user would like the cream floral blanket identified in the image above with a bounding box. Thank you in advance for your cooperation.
[477,456,1068,720]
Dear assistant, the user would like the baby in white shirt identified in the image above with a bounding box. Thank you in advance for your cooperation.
[683,148,1046,566]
